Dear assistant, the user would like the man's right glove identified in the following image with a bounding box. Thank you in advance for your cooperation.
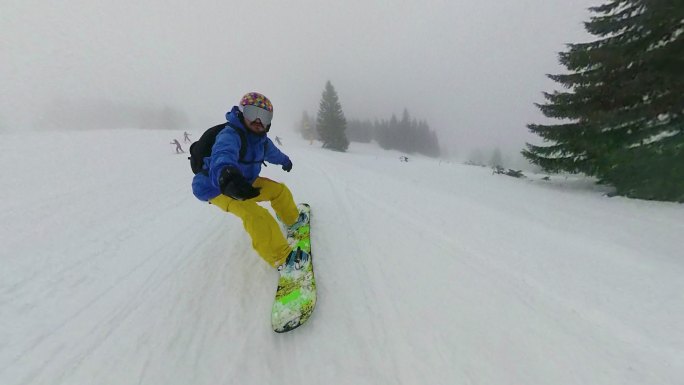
[218,166,260,201]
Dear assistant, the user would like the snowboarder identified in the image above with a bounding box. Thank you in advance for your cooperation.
[171,139,184,153]
[191,92,299,268]
[183,131,192,143]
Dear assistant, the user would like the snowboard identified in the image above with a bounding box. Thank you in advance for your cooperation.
[272,203,316,333]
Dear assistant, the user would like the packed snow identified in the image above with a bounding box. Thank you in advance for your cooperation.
[1,129,682,385]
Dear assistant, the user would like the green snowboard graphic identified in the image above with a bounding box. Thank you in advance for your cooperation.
[272,204,316,333]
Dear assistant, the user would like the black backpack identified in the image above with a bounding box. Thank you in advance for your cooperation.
[189,122,267,174]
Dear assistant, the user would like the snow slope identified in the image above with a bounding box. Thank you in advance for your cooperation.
[1,129,682,385]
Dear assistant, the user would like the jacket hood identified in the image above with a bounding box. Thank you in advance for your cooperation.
[225,106,246,132]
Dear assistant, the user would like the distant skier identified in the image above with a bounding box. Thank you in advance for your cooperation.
[171,139,184,153]
[183,131,192,143]
[191,92,301,268]
[275,136,282,145]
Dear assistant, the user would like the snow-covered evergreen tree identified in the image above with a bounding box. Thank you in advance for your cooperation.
[524,0,683,201]
[316,81,349,152]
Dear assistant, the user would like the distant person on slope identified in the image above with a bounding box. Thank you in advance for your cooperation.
[183,131,192,143]
[170,139,184,153]
[191,92,300,268]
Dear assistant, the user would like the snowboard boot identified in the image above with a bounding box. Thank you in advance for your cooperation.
[277,247,311,272]
[287,204,310,239]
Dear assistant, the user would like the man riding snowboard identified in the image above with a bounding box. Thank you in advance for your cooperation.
[192,92,300,268]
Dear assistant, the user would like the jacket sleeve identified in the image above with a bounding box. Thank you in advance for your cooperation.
[264,137,290,166]
[209,127,241,188]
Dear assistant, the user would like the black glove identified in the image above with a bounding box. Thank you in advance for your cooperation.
[282,159,292,172]
[218,166,260,200]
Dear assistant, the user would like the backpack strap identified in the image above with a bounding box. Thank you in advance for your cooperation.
[225,122,248,160]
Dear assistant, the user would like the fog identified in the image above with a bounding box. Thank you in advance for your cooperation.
[2,0,595,160]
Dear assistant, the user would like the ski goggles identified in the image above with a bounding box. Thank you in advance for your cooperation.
[242,105,273,126]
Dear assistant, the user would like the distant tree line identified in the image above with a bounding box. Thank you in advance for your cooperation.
[523,0,683,202]
[39,99,189,131]
[369,109,440,157]
[346,119,373,143]
[299,81,441,157]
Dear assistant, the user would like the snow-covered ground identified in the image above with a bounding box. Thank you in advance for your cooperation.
[1,129,682,385]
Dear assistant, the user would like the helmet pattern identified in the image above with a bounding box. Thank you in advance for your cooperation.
[240,92,273,112]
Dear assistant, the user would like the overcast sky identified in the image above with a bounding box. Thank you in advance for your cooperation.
[1,0,596,156]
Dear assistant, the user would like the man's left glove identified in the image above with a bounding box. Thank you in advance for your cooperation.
[282,159,292,172]
[218,166,261,200]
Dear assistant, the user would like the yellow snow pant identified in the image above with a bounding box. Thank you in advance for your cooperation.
[209,177,299,268]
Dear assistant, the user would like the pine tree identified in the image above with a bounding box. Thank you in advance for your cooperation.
[316,81,349,152]
[388,114,398,145]
[490,148,504,168]
[398,109,412,153]
[375,119,391,150]
[298,111,316,141]
[523,0,683,201]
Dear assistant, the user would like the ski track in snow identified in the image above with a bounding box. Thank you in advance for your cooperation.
[1,129,682,385]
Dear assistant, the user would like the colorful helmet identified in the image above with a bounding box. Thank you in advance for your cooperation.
[239,92,273,112]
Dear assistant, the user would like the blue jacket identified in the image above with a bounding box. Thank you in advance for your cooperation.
[192,106,290,201]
